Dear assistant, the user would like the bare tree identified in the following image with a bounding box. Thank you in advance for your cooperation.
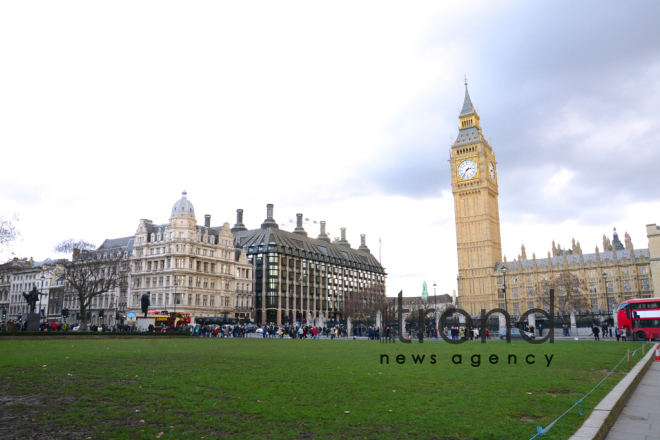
[343,284,386,326]
[54,240,130,329]
[53,239,96,254]
[535,270,589,316]
[0,213,20,258]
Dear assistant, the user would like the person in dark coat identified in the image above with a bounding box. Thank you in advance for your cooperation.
[592,325,600,341]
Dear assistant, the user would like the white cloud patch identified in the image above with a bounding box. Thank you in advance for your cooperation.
[542,168,575,197]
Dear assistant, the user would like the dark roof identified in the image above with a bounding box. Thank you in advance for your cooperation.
[233,227,386,274]
[98,236,135,253]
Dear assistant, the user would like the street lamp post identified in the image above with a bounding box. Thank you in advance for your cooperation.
[173,278,178,328]
[501,265,508,315]
[433,281,437,325]
[602,272,608,316]
[39,274,46,323]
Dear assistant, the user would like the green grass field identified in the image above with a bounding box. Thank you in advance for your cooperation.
[0,337,650,440]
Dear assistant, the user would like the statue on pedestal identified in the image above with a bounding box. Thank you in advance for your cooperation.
[22,287,45,315]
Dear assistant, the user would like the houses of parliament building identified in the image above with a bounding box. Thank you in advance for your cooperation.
[450,84,658,317]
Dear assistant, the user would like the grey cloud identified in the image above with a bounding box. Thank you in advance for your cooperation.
[355,1,660,227]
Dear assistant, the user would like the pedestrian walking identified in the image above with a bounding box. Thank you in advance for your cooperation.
[592,325,600,341]
[615,326,621,341]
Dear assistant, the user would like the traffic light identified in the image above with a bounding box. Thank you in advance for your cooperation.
[98,310,104,318]
[2,309,6,319]
[61,309,69,318]
[115,312,120,321]
[18,314,22,322]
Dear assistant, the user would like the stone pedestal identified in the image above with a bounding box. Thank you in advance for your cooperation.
[498,313,507,333]
[376,311,382,329]
[347,318,352,336]
[26,313,41,332]
[528,313,536,331]
[570,311,577,336]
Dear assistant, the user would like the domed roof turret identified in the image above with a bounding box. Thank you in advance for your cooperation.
[172,190,195,216]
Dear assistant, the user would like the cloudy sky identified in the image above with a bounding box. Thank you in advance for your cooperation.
[2,1,660,298]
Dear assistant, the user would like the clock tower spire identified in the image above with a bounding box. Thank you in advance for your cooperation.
[449,83,503,315]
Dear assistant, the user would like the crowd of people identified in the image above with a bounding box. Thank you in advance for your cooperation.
[1,319,629,342]
[257,324,349,339]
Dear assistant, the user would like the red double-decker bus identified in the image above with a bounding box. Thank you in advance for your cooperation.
[617,298,660,341]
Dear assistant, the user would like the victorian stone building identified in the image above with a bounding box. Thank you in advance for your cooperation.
[127,191,253,322]
[232,204,386,326]
[450,84,656,318]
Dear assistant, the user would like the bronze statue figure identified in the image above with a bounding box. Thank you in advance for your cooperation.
[141,292,151,318]
[22,287,45,315]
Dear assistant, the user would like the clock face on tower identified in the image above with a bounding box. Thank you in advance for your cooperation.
[489,161,495,180]
[457,159,477,180]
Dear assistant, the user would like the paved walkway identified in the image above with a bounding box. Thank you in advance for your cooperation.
[604,361,660,440]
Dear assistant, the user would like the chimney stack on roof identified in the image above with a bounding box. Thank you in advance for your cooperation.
[261,204,279,229]
[204,214,211,228]
[358,234,370,253]
[232,209,247,233]
[338,227,351,248]
[318,221,330,242]
[293,213,307,237]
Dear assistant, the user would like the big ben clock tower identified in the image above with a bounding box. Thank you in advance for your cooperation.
[450,82,503,314]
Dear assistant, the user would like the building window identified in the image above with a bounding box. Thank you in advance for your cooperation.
[606,281,614,293]
[603,270,612,277]
[640,267,648,275]
[188,294,192,305]
[527,302,534,310]
[526,276,532,283]
[623,280,632,292]
[210,296,215,306]
[591,298,599,309]
[195,294,200,305]
[641,279,650,290]
[621,268,629,276]
[203,295,208,306]
[589,283,597,294]
[588,271,595,278]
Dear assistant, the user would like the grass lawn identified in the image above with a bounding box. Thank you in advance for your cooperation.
[0,337,651,440]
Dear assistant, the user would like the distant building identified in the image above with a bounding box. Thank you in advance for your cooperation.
[4,258,60,321]
[232,205,386,326]
[127,191,253,322]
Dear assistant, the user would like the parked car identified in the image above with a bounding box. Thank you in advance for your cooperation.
[71,325,81,331]
[245,324,257,333]
[499,328,536,340]
[255,328,263,334]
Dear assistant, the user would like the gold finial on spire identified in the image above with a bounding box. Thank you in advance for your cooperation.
[464,75,468,89]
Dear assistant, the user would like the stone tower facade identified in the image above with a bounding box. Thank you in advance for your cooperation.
[449,83,503,313]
